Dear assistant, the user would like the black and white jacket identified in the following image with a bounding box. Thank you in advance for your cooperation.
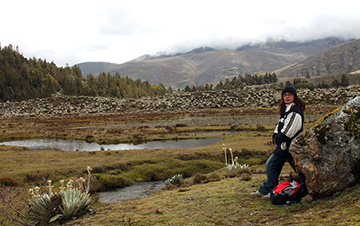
[272,103,304,157]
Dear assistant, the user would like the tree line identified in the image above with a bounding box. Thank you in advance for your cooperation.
[0,45,169,102]
[185,72,350,92]
[185,73,278,92]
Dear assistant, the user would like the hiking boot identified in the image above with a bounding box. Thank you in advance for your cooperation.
[249,191,264,197]
[261,193,271,200]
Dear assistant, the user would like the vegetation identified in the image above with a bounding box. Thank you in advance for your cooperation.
[186,72,352,92]
[1,167,94,225]
[292,74,350,90]
[165,174,183,187]
[0,44,169,102]
[70,175,360,225]
[185,72,278,92]
[0,107,359,225]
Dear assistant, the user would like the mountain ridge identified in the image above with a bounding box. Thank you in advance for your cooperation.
[274,39,360,77]
[75,37,353,88]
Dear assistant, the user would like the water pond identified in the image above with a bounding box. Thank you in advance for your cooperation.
[0,137,222,151]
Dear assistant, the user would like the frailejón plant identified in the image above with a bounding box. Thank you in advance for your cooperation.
[28,166,94,225]
[165,174,183,187]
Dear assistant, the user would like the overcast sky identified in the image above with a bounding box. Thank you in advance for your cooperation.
[2,0,360,67]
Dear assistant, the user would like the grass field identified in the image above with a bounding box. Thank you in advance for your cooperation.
[1,106,359,225]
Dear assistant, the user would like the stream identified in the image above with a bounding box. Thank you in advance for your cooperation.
[98,180,165,203]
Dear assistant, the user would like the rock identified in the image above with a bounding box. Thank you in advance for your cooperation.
[290,96,360,196]
[0,86,360,118]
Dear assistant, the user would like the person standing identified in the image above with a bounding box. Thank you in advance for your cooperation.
[250,85,305,198]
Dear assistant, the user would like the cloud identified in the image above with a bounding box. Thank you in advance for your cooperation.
[1,0,360,67]
[99,9,140,36]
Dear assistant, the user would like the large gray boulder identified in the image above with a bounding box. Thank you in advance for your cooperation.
[290,96,360,196]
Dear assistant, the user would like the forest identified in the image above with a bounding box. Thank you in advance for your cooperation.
[186,71,350,92]
[185,72,278,92]
[0,45,169,102]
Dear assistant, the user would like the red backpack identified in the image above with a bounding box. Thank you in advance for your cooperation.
[270,180,307,206]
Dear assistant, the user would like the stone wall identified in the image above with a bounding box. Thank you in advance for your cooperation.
[0,85,359,118]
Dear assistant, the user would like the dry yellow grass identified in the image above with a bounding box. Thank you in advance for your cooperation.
[68,173,360,226]
[2,106,359,225]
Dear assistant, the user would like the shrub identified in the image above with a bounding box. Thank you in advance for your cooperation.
[57,189,94,221]
[165,174,183,187]
[193,174,207,184]
[204,173,221,183]
[29,192,62,225]
[240,173,252,181]
[175,124,187,127]
[27,166,94,225]
[256,125,266,131]
[0,176,20,186]
[295,82,315,90]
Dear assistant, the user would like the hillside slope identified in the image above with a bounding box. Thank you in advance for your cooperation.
[275,39,360,78]
[106,49,306,88]
[76,38,349,88]
[75,61,120,77]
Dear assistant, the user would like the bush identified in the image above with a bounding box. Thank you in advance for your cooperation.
[28,188,94,225]
[29,193,62,225]
[256,125,266,131]
[57,189,94,221]
[295,82,315,90]
[165,174,183,187]
[240,173,252,181]
[204,173,221,183]
[0,176,20,186]
[193,174,208,184]
[27,166,94,225]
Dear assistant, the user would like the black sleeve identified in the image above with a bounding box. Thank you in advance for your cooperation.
[272,133,277,145]
[274,133,287,145]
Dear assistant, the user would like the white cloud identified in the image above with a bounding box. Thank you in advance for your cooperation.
[1,0,360,66]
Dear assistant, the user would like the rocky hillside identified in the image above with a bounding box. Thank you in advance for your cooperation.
[76,37,349,88]
[1,86,359,118]
[275,39,360,78]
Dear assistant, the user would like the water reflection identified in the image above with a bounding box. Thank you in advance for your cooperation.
[0,137,222,151]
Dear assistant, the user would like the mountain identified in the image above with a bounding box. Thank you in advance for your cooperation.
[76,62,119,77]
[274,39,360,78]
[236,37,346,56]
[75,37,350,88]
[100,49,306,88]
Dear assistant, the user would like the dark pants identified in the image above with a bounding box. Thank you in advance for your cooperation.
[258,153,288,195]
